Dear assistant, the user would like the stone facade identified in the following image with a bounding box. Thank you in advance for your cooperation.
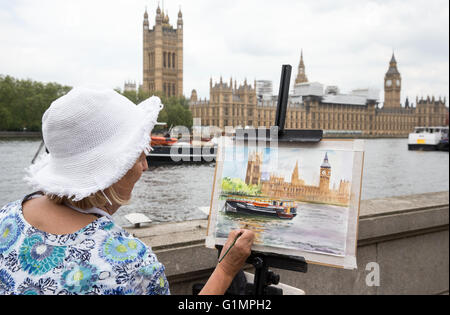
[142,6,183,97]
[191,77,257,129]
[190,52,448,137]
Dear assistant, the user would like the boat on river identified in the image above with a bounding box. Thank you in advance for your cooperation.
[408,126,449,151]
[146,123,218,166]
[147,135,217,166]
[224,198,297,220]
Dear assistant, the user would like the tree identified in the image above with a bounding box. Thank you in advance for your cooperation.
[0,106,12,130]
[0,74,193,133]
[0,75,71,131]
[221,177,262,196]
[118,88,193,132]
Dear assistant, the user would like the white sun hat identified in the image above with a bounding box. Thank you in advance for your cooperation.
[25,87,164,201]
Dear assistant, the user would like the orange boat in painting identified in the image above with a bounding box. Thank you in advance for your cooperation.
[224,198,297,220]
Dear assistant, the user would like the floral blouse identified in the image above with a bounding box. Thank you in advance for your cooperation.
[0,197,170,295]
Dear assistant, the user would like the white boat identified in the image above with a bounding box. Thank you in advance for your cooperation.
[408,126,449,151]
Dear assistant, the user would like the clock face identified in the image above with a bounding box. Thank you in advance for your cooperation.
[396,79,401,87]
[322,170,327,175]
[386,80,392,87]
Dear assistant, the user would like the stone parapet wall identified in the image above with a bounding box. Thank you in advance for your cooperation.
[125,191,449,295]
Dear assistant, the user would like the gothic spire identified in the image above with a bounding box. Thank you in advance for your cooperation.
[143,7,149,29]
[386,52,400,76]
[321,152,331,169]
[156,3,162,24]
[300,49,305,67]
[156,2,161,14]
[390,52,397,64]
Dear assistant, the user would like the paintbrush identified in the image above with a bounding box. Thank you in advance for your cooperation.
[218,231,243,263]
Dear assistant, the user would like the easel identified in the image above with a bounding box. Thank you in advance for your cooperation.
[234,65,323,143]
[207,65,323,295]
[212,246,308,295]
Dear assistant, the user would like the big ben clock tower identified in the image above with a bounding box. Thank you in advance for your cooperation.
[319,152,331,192]
[384,53,402,109]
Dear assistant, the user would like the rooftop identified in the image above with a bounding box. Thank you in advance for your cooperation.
[322,94,369,106]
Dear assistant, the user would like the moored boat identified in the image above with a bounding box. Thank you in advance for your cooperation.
[408,126,449,151]
[438,137,449,151]
[147,142,217,166]
[224,198,297,220]
[150,136,178,146]
[146,124,218,166]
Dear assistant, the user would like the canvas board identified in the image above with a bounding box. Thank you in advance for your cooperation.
[206,137,364,269]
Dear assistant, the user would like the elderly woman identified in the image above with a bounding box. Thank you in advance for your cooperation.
[0,87,254,295]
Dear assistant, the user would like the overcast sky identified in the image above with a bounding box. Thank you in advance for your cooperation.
[0,0,448,105]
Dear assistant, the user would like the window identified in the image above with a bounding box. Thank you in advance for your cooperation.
[163,52,167,68]
[172,53,176,68]
[149,52,154,68]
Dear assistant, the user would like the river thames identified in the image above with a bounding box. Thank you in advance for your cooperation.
[0,138,448,227]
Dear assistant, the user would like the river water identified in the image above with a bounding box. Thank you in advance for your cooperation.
[0,138,448,227]
[215,201,349,256]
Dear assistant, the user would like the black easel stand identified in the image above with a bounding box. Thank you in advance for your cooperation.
[235,65,323,143]
[214,245,308,295]
[247,251,307,295]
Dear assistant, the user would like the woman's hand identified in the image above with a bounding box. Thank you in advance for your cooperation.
[199,229,255,295]
[217,229,255,278]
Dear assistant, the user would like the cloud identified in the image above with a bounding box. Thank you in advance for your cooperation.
[0,0,448,105]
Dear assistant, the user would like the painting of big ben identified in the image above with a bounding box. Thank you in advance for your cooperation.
[206,138,365,269]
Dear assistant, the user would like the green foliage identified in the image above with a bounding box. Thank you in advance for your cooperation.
[221,177,262,196]
[0,75,72,131]
[118,88,193,132]
[0,75,193,133]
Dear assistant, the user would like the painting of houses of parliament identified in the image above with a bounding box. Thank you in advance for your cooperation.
[245,150,351,207]
[210,139,363,268]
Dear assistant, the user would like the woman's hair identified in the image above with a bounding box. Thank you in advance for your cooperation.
[47,185,129,210]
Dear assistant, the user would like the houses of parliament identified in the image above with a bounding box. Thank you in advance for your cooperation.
[190,52,448,137]
[139,8,448,137]
[245,151,351,206]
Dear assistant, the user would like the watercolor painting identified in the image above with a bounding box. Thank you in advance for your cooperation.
[207,139,364,269]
